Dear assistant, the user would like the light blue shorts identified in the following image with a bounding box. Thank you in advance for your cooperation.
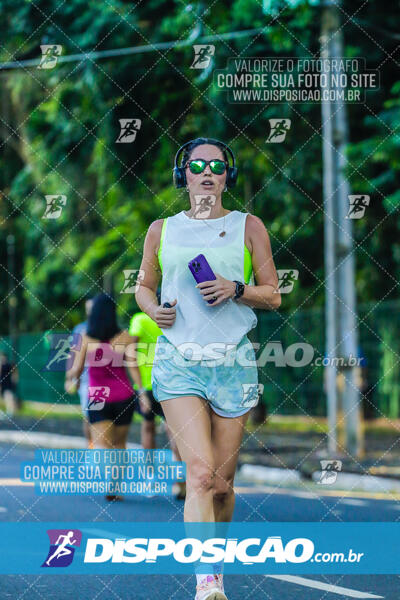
[151,334,259,418]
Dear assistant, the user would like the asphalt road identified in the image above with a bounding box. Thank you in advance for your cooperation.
[0,444,398,600]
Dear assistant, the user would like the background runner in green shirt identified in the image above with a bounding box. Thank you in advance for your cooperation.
[128,310,186,499]
[129,312,162,392]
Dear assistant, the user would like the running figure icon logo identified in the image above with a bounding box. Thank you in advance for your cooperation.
[42,333,81,372]
[43,195,67,219]
[121,269,145,293]
[88,386,110,410]
[266,119,291,143]
[116,119,142,143]
[42,529,82,568]
[191,45,215,69]
[346,195,370,219]
[38,45,62,69]
[275,269,299,294]
[193,195,216,219]
[317,460,343,485]
[240,384,264,408]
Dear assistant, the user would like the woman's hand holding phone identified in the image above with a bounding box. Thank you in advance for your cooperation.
[153,299,177,328]
[196,273,236,306]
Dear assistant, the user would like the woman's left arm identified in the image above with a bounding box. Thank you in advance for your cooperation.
[237,214,281,310]
[198,215,281,310]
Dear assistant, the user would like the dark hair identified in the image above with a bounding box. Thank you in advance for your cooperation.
[86,293,121,342]
[181,137,229,167]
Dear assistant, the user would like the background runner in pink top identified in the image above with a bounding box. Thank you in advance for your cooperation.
[87,343,134,403]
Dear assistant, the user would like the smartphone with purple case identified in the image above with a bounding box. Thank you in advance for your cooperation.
[188,254,217,304]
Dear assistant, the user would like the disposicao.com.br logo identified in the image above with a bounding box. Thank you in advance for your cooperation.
[82,535,362,565]
[36,527,366,574]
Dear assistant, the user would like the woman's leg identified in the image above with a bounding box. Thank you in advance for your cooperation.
[112,424,130,449]
[3,390,17,416]
[164,419,186,498]
[141,418,156,449]
[90,420,130,500]
[90,420,114,449]
[161,395,215,522]
[164,420,182,460]
[210,410,250,523]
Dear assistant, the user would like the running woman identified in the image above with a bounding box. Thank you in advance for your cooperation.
[135,138,281,600]
[65,298,93,448]
[128,306,165,448]
[0,352,18,416]
[66,293,149,501]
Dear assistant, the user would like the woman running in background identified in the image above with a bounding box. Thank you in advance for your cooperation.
[66,293,150,501]
[135,138,281,600]
[0,351,19,416]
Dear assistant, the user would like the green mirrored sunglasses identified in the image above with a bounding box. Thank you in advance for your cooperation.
[186,159,227,175]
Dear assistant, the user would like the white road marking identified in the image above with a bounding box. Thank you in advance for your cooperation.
[338,498,367,506]
[289,491,318,499]
[235,486,317,497]
[265,575,384,598]
[0,478,33,486]
[233,485,400,501]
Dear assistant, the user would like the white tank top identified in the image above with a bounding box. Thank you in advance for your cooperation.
[158,209,257,361]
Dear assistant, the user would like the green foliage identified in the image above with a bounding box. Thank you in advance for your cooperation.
[0,0,398,335]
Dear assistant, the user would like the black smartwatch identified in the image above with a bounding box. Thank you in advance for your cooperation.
[233,280,245,300]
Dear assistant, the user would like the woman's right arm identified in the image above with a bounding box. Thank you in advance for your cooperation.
[135,220,177,328]
[65,333,88,391]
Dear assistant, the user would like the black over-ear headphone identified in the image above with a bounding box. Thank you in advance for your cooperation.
[172,138,238,189]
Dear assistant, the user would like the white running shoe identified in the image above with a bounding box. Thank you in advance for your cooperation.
[195,575,227,600]
[214,574,224,593]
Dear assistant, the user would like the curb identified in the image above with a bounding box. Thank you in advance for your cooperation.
[240,464,302,484]
[239,464,400,494]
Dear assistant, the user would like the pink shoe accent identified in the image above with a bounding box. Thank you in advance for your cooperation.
[195,574,227,600]
[214,574,224,592]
